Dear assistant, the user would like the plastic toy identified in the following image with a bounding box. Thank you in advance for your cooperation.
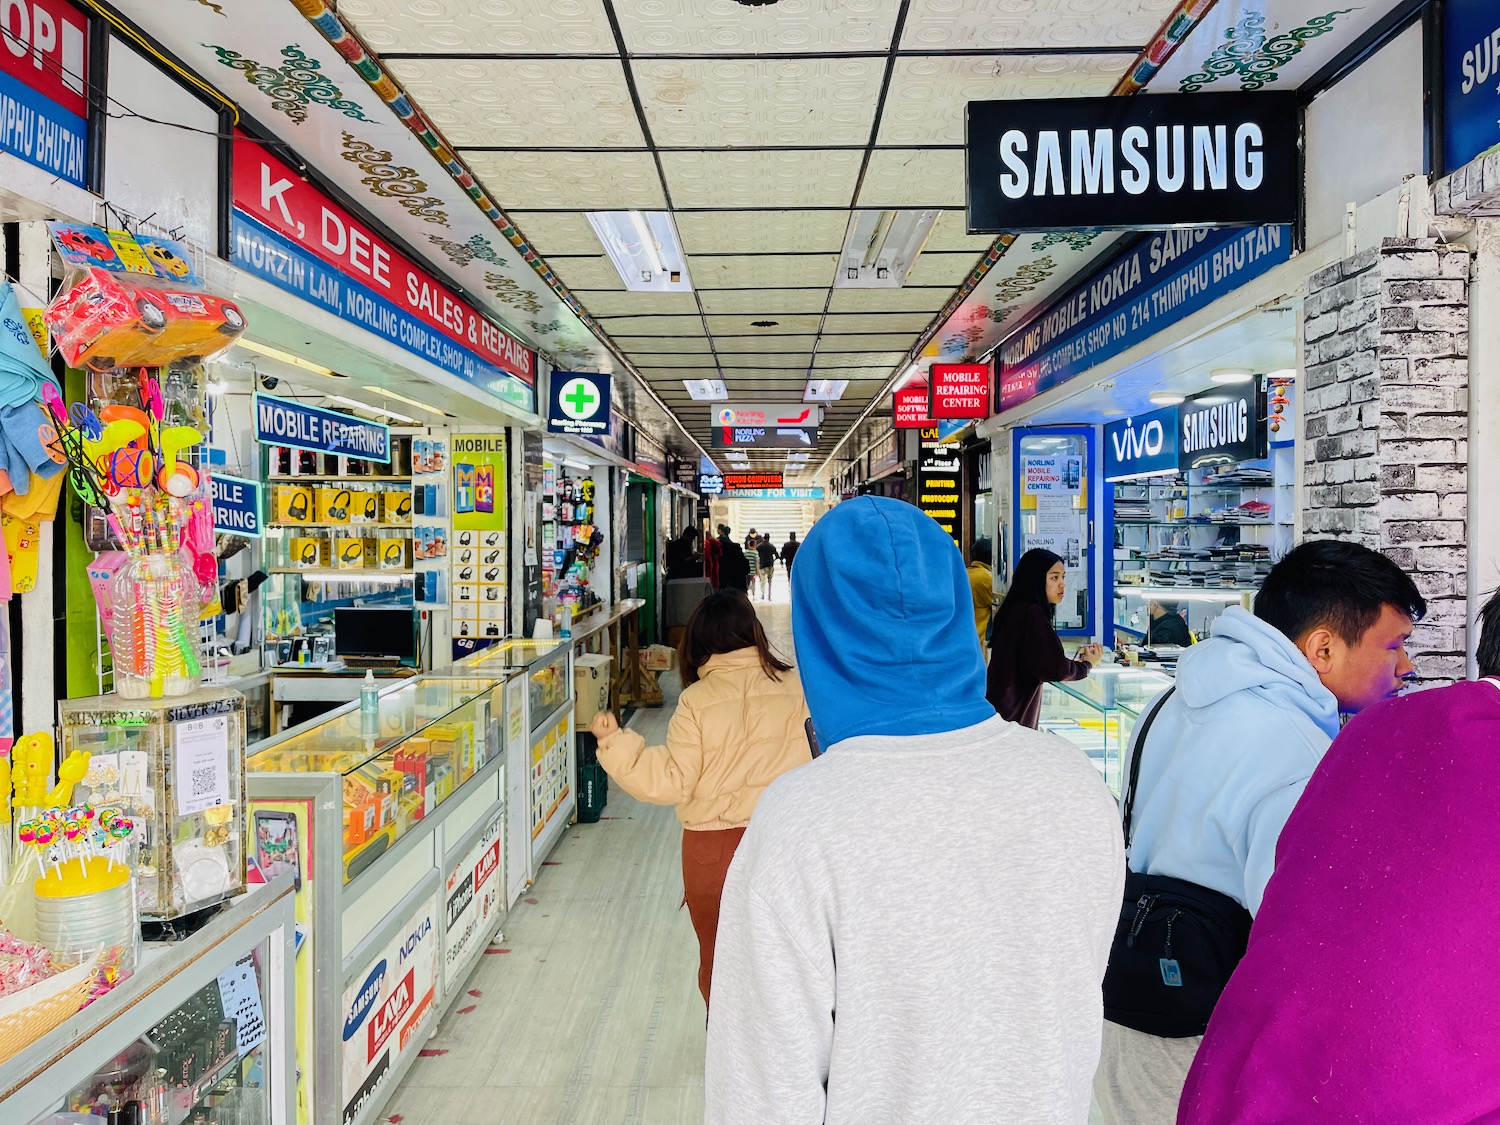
[43,751,91,807]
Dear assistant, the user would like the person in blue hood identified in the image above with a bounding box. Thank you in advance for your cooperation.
[705,497,1124,1125]
[1094,538,1426,1125]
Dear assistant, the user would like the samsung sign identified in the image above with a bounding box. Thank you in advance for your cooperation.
[966,93,1299,231]
[1179,383,1266,471]
[1104,406,1179,482]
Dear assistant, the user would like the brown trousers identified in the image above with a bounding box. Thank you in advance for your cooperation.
[681,826,747,1008]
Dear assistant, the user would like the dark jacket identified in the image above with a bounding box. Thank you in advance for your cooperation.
[780,539,800,570]
[1145,610,1192,648]
[756,541,776,568]
[985,601,1091,728]
[664,536,702,581]
[718,536,751,591]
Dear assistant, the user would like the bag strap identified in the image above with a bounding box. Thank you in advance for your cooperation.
[1121,687,1176,848]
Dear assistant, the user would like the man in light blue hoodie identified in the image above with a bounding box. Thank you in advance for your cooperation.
[1094,539,1426,1125]
[705,496,1124,1125]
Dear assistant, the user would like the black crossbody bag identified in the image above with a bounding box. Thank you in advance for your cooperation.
[1101,689,1253,1038]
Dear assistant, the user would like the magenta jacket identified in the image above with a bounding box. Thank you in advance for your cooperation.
[1179,679,1500,1124]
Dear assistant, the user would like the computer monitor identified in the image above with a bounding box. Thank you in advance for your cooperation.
[334,607,417,665]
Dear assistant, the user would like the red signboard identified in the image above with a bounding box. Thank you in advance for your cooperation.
[1,0,88,117]
[894,381,937,429]
[724,472,783,490]
[232,138,535,385]
[929,363,991,420]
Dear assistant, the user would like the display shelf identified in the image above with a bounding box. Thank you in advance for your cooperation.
[1040,666,1173,797]
[1113,519,1273,527]
[0,877,296,1125]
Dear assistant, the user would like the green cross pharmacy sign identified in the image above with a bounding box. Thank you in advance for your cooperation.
[547,371,612,437]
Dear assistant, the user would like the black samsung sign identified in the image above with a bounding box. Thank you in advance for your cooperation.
[1179,382,1267,471]
[966,93,1300,232]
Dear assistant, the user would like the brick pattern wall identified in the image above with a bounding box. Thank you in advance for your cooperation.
[1302,238,1471,684]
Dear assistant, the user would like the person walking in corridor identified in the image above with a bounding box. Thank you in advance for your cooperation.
[590,589,810,1008]
[756,535,776,600]
[968,538,995,648]
[706,498,1122,1125]
[986,548,1102,727]
[717,525,751,593]
[779,530,800,577]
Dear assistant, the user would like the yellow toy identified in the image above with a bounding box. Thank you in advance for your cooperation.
[12,732,53,805]
[0,756,9,823]
[44,750,91,807]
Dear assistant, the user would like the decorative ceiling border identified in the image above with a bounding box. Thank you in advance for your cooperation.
[819,0,1221,473]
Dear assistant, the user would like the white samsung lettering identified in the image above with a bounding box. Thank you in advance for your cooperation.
[1071,129,1114,195]
[1156,125,1186,192]
[1182,400,1249,453]
[1120,126,1151,194]
[1192,125,1227,191]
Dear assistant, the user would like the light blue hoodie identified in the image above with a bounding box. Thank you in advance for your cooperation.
[1126,606,1341,916]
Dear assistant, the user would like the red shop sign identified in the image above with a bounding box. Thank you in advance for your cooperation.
[232,138,535,386]
[893,381,937,429]
[929,363,991,420]
[1,0,88,117]
[724,472,783,490]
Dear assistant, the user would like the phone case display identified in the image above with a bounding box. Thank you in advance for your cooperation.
[412,437,448,607]
[541,466,604,632]
[57,689,248,921]
[450,435,506,649]
[245,677,503,882]
[1039,666,1173,796]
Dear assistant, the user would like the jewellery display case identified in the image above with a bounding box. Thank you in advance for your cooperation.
[243,674,512,1125]
[0,876,296,1125]
[1039,665,1174,796]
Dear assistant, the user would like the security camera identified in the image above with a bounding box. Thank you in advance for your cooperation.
[258,373,280,391]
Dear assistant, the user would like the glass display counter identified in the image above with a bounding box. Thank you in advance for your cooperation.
[452,639,574,903]
[243,674,512,1125]
[1040,665,1173,796]
[0,876,296,1125]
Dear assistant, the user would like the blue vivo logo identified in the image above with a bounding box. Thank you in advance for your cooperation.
[1104,404,1179,482]
[344,960,387,1041]
[1111,417,1165,462]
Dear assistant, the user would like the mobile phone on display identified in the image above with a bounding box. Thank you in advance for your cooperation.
[805,717,822,759]
[254,810,302,892]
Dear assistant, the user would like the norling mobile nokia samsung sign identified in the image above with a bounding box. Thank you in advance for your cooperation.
[966,93,1299,232]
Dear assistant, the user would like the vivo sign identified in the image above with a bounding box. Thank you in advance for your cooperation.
[1104,405,1179,481]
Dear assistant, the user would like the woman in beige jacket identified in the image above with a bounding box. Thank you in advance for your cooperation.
[590,589,811,1007]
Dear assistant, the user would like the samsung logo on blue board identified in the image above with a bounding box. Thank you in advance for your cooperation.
[344,959,387,1041]
[1104,406,1179,482]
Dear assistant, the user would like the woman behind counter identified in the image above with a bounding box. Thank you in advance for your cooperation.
[986,548,1102,728]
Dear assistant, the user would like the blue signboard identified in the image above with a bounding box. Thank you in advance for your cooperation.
[547,371,611,436]
[721,487,825,500]
[0,71,87,185]
[1104,406,1180,481]
[1443,0,1500,172]
[254,392,391,463]
[998,224,1292,413]
[232,214,536,413]
[212,473,263,537]
[698,473,725,496]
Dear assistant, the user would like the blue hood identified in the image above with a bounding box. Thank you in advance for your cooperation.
[790,496,993,748]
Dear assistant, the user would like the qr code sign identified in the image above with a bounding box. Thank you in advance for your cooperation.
[175,715,231,817]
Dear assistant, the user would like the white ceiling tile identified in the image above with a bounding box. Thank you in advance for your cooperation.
[339,0,618,53]
[857,149,966,209]
[689,254,837,289]
[926,209,1000,252]
[878,53,1125,145]
[805,366,896,382]
[611,337,714,353]
[675,210,850,255]
[713,334,821,351]
[716,351,816,368]
[906,251,986,287]
[707,313,825,334]
[826,287,952,313]
[636,58,884,147]
[508,212,608,256]
[699,290,830,315]
[467,151,666,210]
[387,59,643,148]
[661,150,862,208]
[822,311,935,333]
[595,314,708,335]
[622,353,718,366]
[577,291,703,316]
[618,0,901,54]
[550,256,627,290]
[901,0,1179,51]
[812,350,909,368]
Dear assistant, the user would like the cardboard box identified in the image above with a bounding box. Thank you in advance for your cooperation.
[333,535,367,570]
[376,537,409,570]
[288,536,330,569]
[574,653,613,725]
[274,484,314,524]
[642,644,676,672]
[350,489,380,524]
[316,486,356,525]
[383,491,412,525]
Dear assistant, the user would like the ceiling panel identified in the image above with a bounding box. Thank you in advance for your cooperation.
[636,58,885,147]
[905,251,986,287]
[674,210,850,255]
[825,287,952,313]
[507,212,607,256]
[388,59,643,148]
[713,334,821,351]
[811,351,907,368]
[661,150,863,209]
[549,257,627,291]
[337,0,618,54]
[593,314,709,335]
[925,209,999,252]
[575,291,703,316]
[699,289,830,315]
[900,0,1176,51]
[609,336,714,353]
[857,149,966,209]
[618,0,903,55]
[822,311,933,333]
[707,313,825,334]
[688,254,837,289]
[466,151,666,210]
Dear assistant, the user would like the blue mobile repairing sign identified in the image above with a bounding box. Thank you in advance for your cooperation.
[254,392,391,463]
[212,473,263,537]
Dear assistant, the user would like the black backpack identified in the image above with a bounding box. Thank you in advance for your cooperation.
[1101,689,1253,1038]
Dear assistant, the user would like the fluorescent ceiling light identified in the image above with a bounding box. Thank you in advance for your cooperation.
[585,211,692,293]
[683,379,728,401]
[237,340,339,378]
[361,385,443,414]
[1149,392,1185,406]
[785,452,811,462]
[834,210,941,289]
[1210,368,1254,384]
[804,379,849,402]
[328,395,415,424]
